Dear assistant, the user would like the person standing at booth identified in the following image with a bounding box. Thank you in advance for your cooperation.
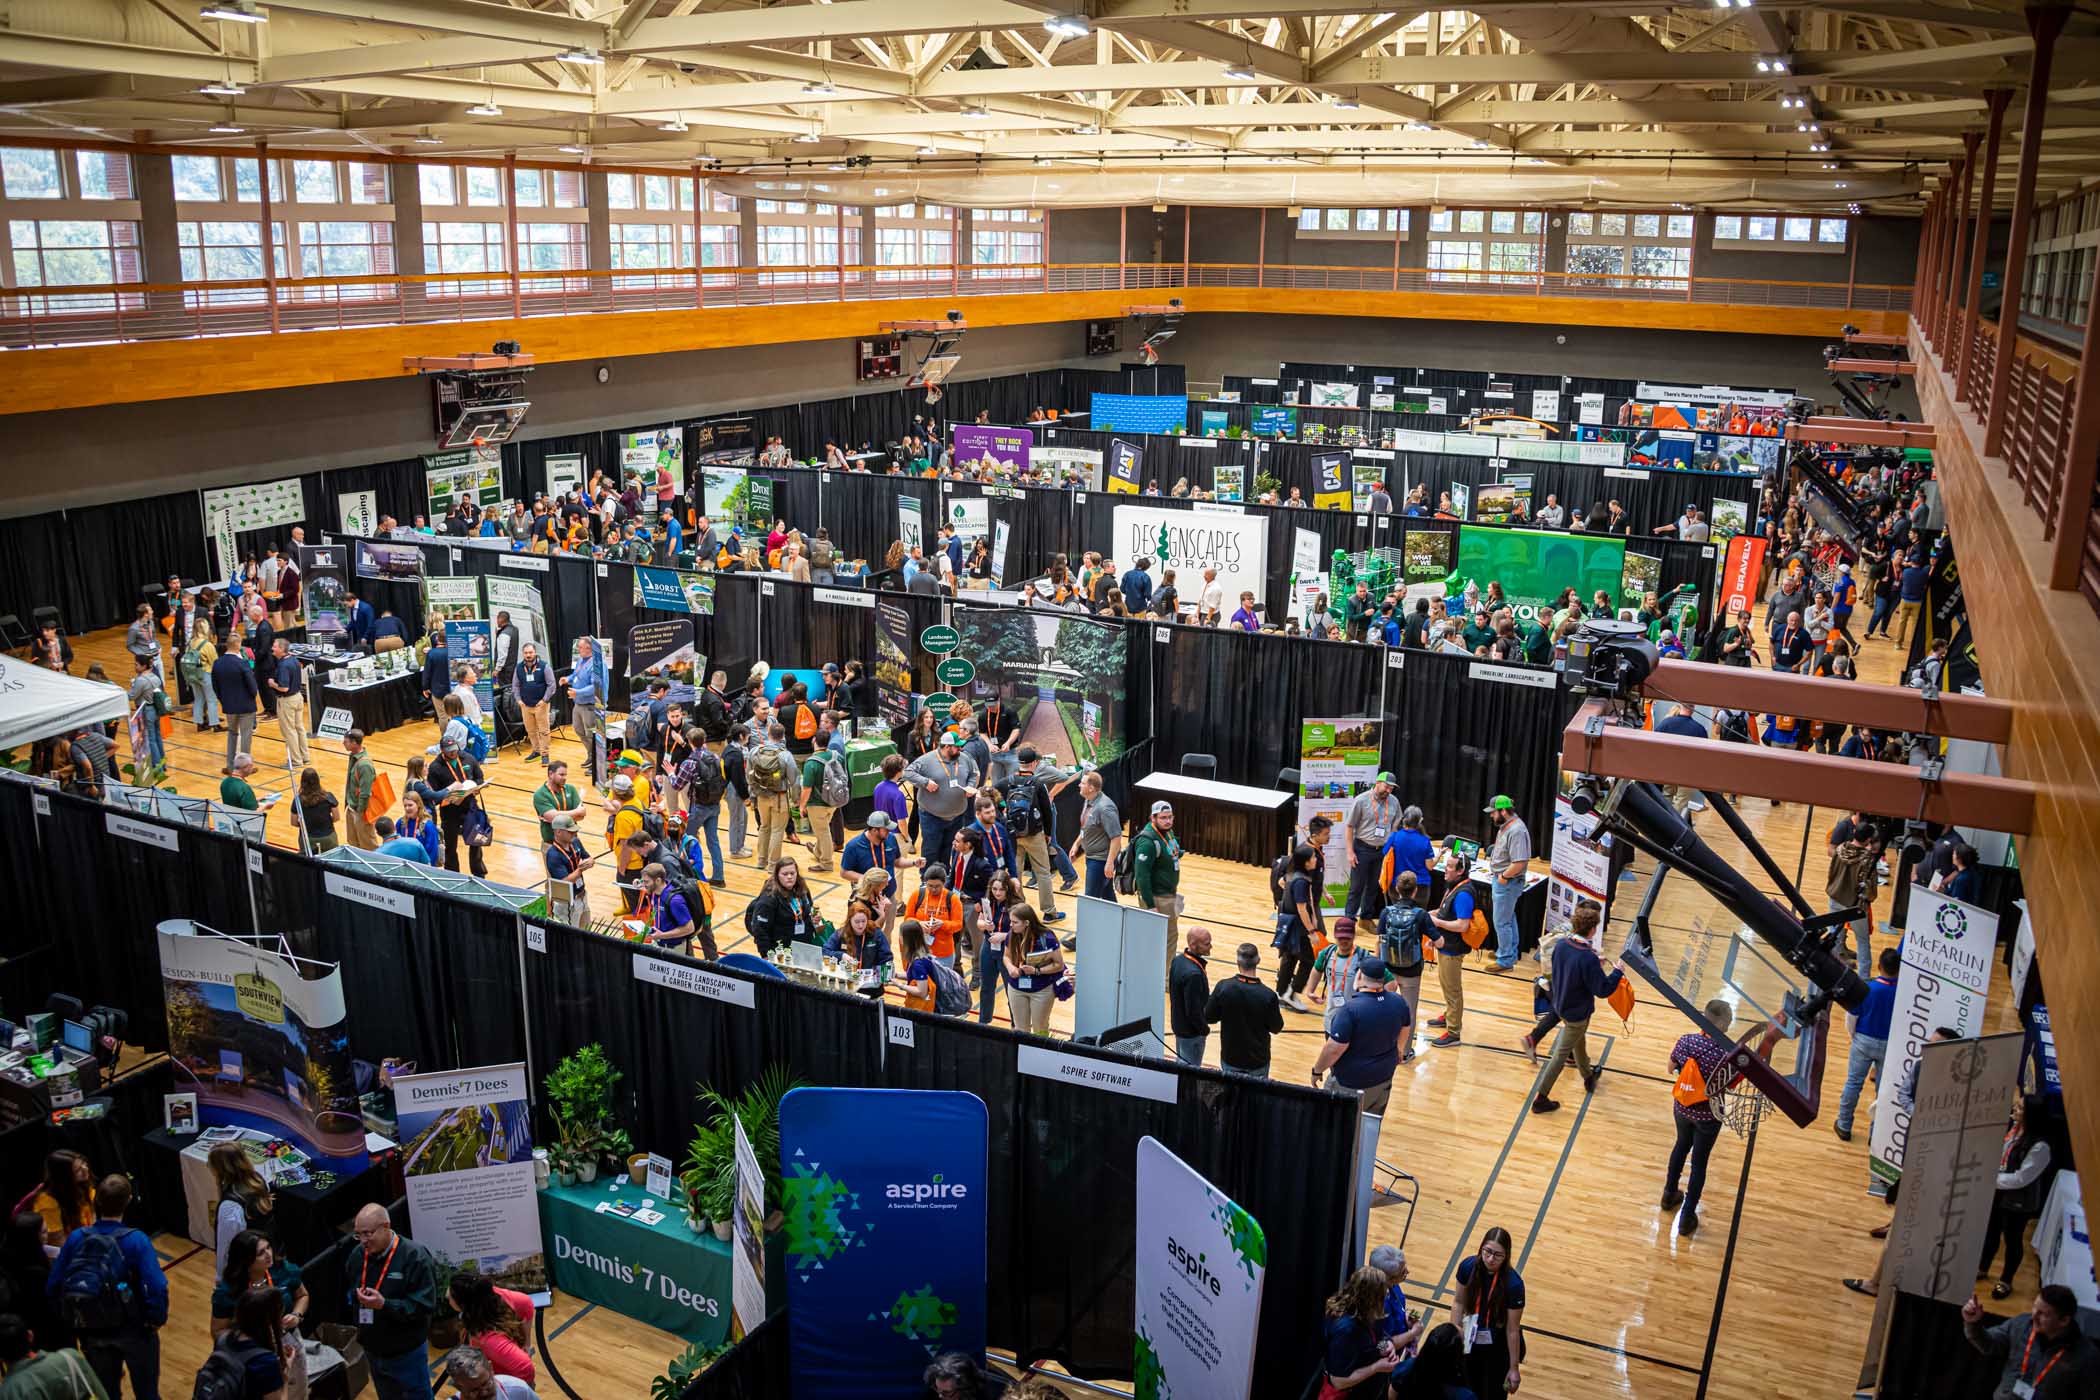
[1345,773,1401,922]
[1132,801,1183,979]
[1484,796,1530,971]
[1070,771,1122,904]
[268,639,309,771]
[904,731,979,867]
[347,1206,436,1400]
[343,731,379,851]
[47,1176,165,1400]
[513,644,552,765]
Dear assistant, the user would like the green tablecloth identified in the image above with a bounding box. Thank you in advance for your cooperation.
[539,1179,739,1346]
[844,736,896,800]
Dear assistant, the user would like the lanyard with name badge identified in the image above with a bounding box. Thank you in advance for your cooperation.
[2015,1328,2063,1399]
[358,1238,398,1325]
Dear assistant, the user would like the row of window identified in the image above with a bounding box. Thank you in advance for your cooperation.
[1293,204,1849,251]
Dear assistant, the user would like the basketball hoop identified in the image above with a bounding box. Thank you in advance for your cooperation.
[1707,1021,1784,1139]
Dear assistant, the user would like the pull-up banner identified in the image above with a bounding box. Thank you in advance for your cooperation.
[395,1063,548,1303]
[1107,439,1144,495]
[780,1088,989,1400]
[1134,1137,1266,1400]
[1868,889,1998,1193]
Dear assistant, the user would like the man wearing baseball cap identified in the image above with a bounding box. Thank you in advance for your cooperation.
[902,726,979,866]
[840,808,918,897]
[1133,800,1183,981]
[1310,957,1411,1117]
[1346,770,1403,923]
[1484,794,1532,970]
[606,772,650,911]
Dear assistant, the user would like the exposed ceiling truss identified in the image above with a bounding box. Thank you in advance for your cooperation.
[3,0,2099,211]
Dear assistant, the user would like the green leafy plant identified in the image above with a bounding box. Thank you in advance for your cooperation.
[121,757,170,788]
[1254,468,1281,499]
[650,1340,731,1400]
[544,1044,623,1158]
[599,1126,635,1170]
[680,1065,802,1222]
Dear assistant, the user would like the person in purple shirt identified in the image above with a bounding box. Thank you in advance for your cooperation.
[1663,998,1737,1236]
[1230,591,1262,631]
[871,753,909,827]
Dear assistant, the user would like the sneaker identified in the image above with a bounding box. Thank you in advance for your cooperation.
[1430,1031,1461,1048]
[1045,912,1066,923]
[1833,1124,1853,1143]
[1661,1188,1684,1211]
[1581,1068,1601,1095]
[1519,1033,1538,1062]
[1531,1095,1561,1114]
[1678,1210,1700,1237]
[1843,1279,1876,1297]
[1059,937,1077,951]
[1058,879,1078,893]
[1427,1014,1448,1029]
[708,878,727,889]
[1401,1048,1417,1064]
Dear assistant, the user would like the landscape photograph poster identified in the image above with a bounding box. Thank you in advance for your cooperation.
[1214,463,1245,502]
[953,605,1127,766]
[873,599,915,728]
[424,576,483,630]
[1297,718,1383,911]
[444,620,496,732]
[1350,460,1386,509]
[952,425,1033,476]
[629,618,699,684]
[780,1088,988,1400]
[394,1063,547,1301]
[483,576,547,654]
[1710,497,1750,541]
[703,467,750,524]
[158,926,368,1171]
[425,446,504,520]
[620,427,684,510]
[1134,1137,1265,1400]
[356,541,424,581]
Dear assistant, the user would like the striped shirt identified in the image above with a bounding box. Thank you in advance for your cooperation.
[1671,1032,1732,1123]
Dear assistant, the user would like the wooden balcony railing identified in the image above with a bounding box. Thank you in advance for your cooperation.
[0,259,1912,351]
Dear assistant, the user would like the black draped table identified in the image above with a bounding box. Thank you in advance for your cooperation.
[1132,771,1295,866]
[310,672,423,737]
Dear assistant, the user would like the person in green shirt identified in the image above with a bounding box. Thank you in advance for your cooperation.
[1461,607,1497,654]
[0,1313,107,1400]
[219,753,260,810]
[1132,801,1183,980]
[532,759,586,845]
[343,729,379,850]
[799,750,839,872]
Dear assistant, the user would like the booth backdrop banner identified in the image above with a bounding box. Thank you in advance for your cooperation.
[898,495,926,553]
[620,428,684,512]
[1297,718,1382,911]
[1133,1136,1266,1400]
[1868,890,1999,1192]
[1311,452,1350,512]
[953,607,1127,767]
[1251,407,1298,439]
[1546,794,1612,934]
[298,544,348,637]
[338,490,378,537]
[634,567,716,617]
[873,599,915,729]
[424,575,483,625]
[704,468,750,524]
[444,620,496,732]
[2037,1171,2098,1311]
[1717,534,1766,621]
[1112,504,1268,622]
[394,1062,548,1298]
[425,447,505,520]
[203,478,306,580]
[732,1114,766,1339]
[694,416,756,468]
[355,540,423,581]
[949,496,990,543]
[953,425,1033,477]
[1090,393,1189,435]
[545,452,586,498]
[779,1087,989,1400]
[630,618,699,684]
[1033,446,1102,490]
[1107,440,1143,495]
[1451,527,1627,624]
[1310,381,1359,409]
[157,925,368,1171]
[484,576,547,656]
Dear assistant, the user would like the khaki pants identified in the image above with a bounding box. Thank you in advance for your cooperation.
[1017,831,1058,916]
[1436,950,1465,1036]
[523,700,551,757]
[1892,599,1922,647]
[1007,984,1055,1036]
[1535,1016,1595,1099]
[755,792,790,867]
[275,694,309,768]
[803,803,836,868]
[344,810,379,851]
[1147,893,1182,979]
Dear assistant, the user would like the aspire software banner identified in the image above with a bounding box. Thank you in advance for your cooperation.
[780,1088,988,1400]
[1134,1137,1266,1400]
[158,926,368,1171]
[394,1063,548,1301]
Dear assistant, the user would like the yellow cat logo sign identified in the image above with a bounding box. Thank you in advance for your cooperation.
[233,972,286,1025]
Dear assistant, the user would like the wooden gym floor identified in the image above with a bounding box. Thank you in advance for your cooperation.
[65,612,2024,1400]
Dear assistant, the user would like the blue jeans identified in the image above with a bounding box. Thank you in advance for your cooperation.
[727,792,748,854]
[1866,595,1894,635]
[691,801,723,880]
[1084,857,1114,901]
[919,809,964,868]
[139,714,164,768]
[191,685,219,729]
[1836,1031,1888,1134]
[1492,874,1523,966]
[83,1328,160,1400]
[368,1345,436,1400]
[1174,1034,1206,1067]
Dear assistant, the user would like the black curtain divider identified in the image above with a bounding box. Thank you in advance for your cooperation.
[506,434,607,504]
[817,470,940,569]
[318,457,432,536]
[1148,625,1385,789]
[1381,645,1579,844]
[43,791,250,1051]
[0,780,65,1017]
[755,469,822,539]
[0,490,216,635]
[681,1315,790,1400]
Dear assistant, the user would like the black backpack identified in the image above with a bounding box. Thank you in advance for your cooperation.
[620,803,666,843]
[688,749,728,807]
[59,1230,139,1332]
[1002,776,1042,837]
[192,1335,269,1400]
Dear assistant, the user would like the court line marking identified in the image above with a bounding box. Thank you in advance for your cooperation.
[547,1302,599,1343]
[1517,1035,1618,1278]
[1694,1122,1762,1399]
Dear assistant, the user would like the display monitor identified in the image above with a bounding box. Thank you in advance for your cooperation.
[61,1019,92,1055]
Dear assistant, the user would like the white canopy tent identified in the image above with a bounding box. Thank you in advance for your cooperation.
[0,656,129,751]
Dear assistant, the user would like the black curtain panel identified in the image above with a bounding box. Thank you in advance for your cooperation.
[320,458,432,535]
[0,781,66,1017]
[681,1315,790,1400]
[1149,625,1385,788]
[423,894,529,1070]
[0,510,90,635]
[1381,646,1579,844]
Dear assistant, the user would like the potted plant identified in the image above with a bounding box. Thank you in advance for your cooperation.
[681,1066,803,1242]
[548,1144,578,1188]
[650,1341,730,1400]
[601,1126,634,1177]
[545,1044,623,1189]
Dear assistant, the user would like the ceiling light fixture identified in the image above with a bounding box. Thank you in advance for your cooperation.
[1074,123,1100,135]
[1223,64,1256,80]
[1771,58,1789,73]
[199,1,266,21]
[915,145,938,155]
[1332,95,1360,110]
[803,79,836,96]
[961,104,990,118]
[209,122,245,134]
[558,143,589,155]
[413,133,444,145]
[467,99,503,116]
[1043,14,1090,38]
[661,116,689,133]
[560,48,604,65]
[199,80,245,96]
[794,132,820,143]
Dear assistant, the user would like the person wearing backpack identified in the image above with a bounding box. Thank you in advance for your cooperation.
[695,671,733,755]
[900,865,967,972]
[0,1313,102,1400]
[641,861,716,960]
[808,528,837,585]
[1376,873,1430,1059]
[799,744,850,873]
[45,1176,164,1400]
[745,724,797,869]
[997,748,1078,924]
[722,725,752,859]
[744,858,817,957]
[780,684,819,759]
[672,731,728,886]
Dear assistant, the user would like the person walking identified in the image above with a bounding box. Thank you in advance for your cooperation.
[902,731,979,867]
[1167,928,1212,1066]
[1663,998,1738,1237]
[1531,901,1620,1113]
[1375,872,1430,1062]
[798,742,844,873]
[427,736,488,878]
[1272,843,1322,1012]
[563,638,605,760]
[1311,960,1410,1118]
[342,731,379,851]
[124,657,165,772]
[1893,552,1929,647]
[1483,796,1531,971]
[1000,904,1063,1037]
[1131,802,1184,980]
[346,1205,436,1400]
[746,724,797,870]
[210,643,260,778]
[266,640,309,771]
[513,643,552,765]
[1378,807,1434,904]
[1833,949,1899,1143]
[1425,850,1475,1048]
[1826,820,1880,974]
[1205,943,1284,1078]
[998,747,1074,924]
[1344,773,1402,922]
[1070,771,1122,905]
[47,1177,165,1400]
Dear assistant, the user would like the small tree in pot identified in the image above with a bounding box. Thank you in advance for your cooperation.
[544,1044,623,1186]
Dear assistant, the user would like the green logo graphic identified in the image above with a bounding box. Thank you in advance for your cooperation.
[1935,902,1970,940]
[782,1163,859,1270]
[1154,521,1172,565]
[1213,1196,1267,1283]
[886,1285,956,1345]
[1134,1329,1166,1400]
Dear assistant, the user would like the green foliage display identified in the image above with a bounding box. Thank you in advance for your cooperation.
[680,1065,802,1223]
[649,1340,731,1400]
[544,1044,623,1163]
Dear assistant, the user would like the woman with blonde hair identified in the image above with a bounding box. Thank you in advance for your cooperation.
[853,868,895,933]
[208,1141,276,1272]
[1321,1266,1399,1396]
[183,619,221,732]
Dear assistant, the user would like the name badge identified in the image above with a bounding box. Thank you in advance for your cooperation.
[2013,1383,2035,1400]
[358,1308,375,1325]
[1473,1323,1494,1346]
